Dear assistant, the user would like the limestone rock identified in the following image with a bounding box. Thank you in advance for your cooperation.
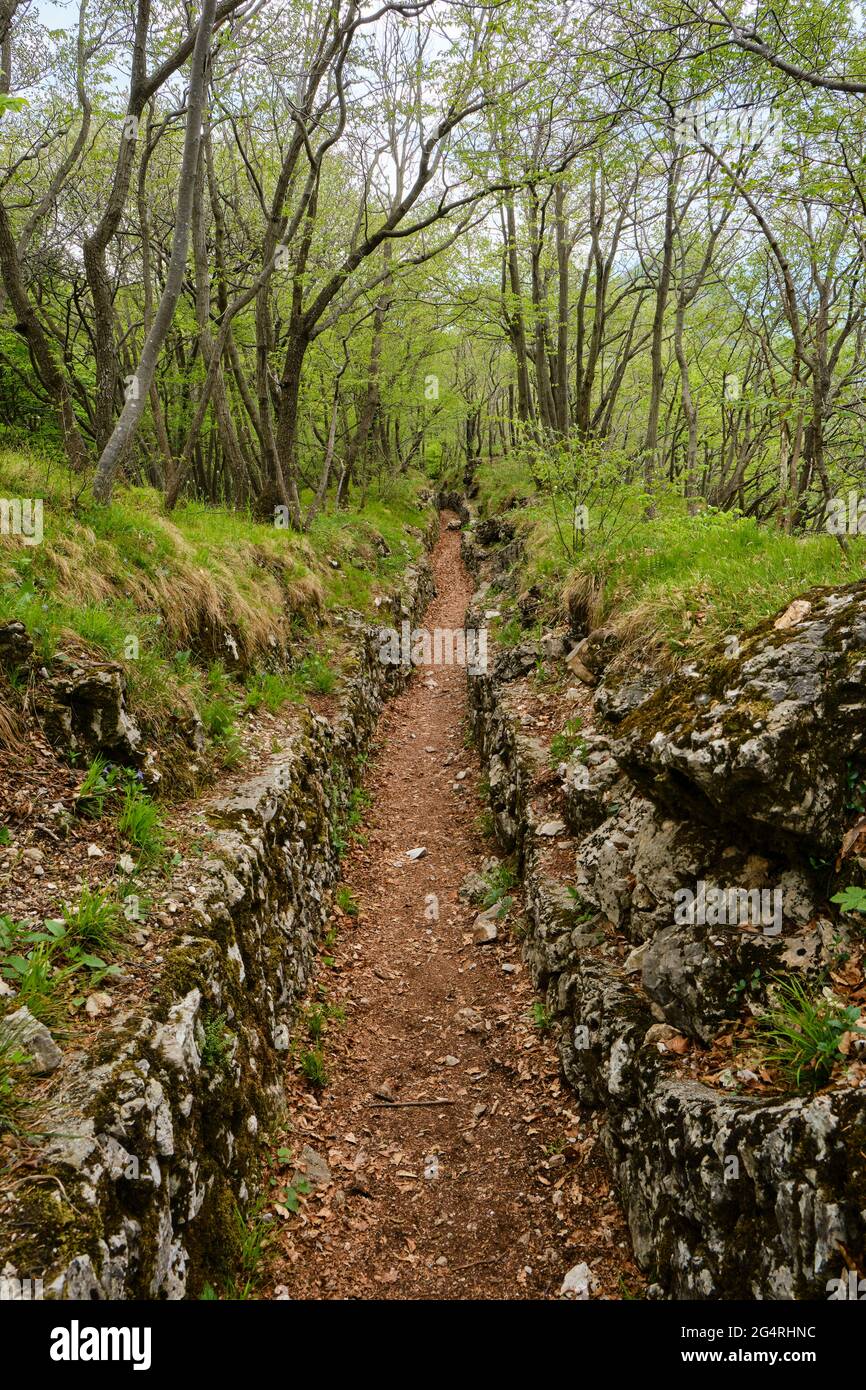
[0,1006,62,1074]
[618,581,866,854]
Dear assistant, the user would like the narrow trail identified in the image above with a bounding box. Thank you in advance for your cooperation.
[266,516,636,1300]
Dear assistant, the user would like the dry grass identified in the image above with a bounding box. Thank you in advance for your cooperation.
[563,569,607,633]
[0,695,19,752]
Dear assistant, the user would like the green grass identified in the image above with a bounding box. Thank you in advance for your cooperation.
[0,1035,28,1135]
[0,449,434,773]
[473,455,866,664]
[757,976,866,1091]
[335,884,359,916]
[61,884,124,954]
[244,671,295,713]
[291,652,337,697]
[74,755,119,819]
[298,1046,329,1088]
[117,777,165,863]
[549,717,586,767]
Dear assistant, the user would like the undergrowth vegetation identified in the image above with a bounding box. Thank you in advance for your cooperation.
[0,448,433,784]
[474,453,866,670]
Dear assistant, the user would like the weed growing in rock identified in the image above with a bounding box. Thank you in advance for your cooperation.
[757,976,866,1091]
[831,886,866,927]
[729,967,762,1006]
[1,933,66,1025]
[478,861,516,912]
[201,1012,233,1072]
[549,717,586,767]
[1,899,124,1026]
[217,1198,271,1300]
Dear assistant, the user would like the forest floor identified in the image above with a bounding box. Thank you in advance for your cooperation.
[263,517,641,1300]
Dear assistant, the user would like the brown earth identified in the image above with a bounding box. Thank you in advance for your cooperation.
[263,517,640,1301]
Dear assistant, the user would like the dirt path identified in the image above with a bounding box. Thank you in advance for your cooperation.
[264,517,637,1300]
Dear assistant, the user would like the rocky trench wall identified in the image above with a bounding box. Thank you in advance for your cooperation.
[463,535,866,1300]
[1,564,433,1301]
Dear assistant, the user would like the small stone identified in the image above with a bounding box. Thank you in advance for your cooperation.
[423,1154,440,1179]
[774,598,811,630]
[644,1023,688,1053]
[473,906,499,943]
[84,992,113,1018]
[560,1262,595,1300]
[537,820,565,837]
[87,843,105,859]
[455,770,467,781]
[118,853,136,876]
[21,847,43,864]
[292,1145,332,1190]
[455,1006,484,1034]
[644,1023,679,1045]
[542,631,569,659]
[406,847,427,861]
[443,1055,459,1067]
[565,648,596,685]
[0,1007,62,1074]
[624,941,651,974]
[502,962,518,974]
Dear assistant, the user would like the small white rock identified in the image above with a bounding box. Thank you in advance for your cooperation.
[560,1262,595,1300]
